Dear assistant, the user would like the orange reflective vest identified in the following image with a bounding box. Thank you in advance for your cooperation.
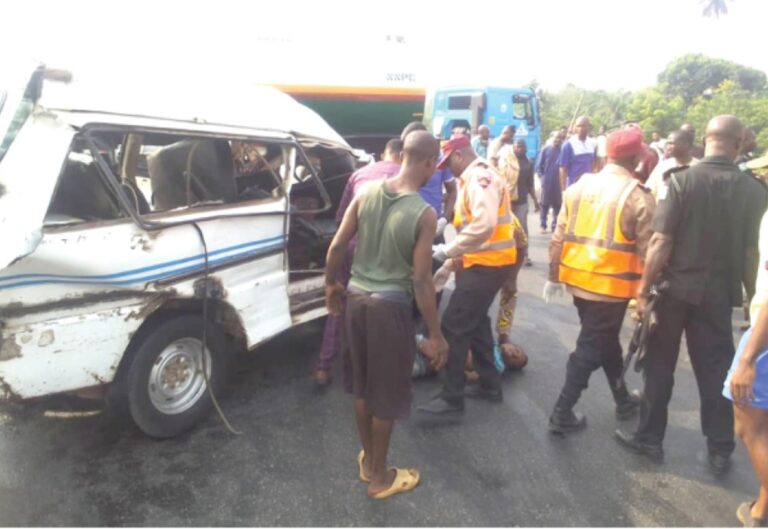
[453,162,518,269]
[559,173,643,299]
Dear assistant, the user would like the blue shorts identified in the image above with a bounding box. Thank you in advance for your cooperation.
[722,328,768,409]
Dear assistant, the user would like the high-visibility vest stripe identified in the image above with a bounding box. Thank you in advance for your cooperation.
[559,173,643,298]
[561,240,642,276]
[479,238,517,251]
[559,266,639,299]
[454,160,517,269]
[457,213,512,231]
[562,234,638,253]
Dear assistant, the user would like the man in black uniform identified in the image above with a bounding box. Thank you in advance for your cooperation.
[615,115,768,474]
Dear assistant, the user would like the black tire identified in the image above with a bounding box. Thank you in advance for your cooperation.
[125,314,228,438]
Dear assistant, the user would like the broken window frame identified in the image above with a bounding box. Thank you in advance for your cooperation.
[75,124,332,233]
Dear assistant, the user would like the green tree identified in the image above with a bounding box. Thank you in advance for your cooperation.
[538,85,631,141]
[536,53,768,153]
[658,54,767,104]
[685,79,768,150]
[624,87,686,139]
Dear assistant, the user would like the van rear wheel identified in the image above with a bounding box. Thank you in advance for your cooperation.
[126,314,227,438]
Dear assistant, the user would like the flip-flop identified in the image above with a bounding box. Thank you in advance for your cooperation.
[737,501,767,527]
[370,467,420,500]
[357,450,371,483]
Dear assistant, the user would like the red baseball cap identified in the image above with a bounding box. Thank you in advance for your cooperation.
[606,127,644,159]
[437,135,471,170]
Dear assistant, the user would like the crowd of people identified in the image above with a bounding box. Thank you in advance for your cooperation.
[318,113,768,526]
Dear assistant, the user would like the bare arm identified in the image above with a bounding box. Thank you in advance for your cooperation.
[549,198,568,282]
[413,208,448,369]
[741,299,768,367]
[636,232,674,316]
[335,178,355,223]
[630,189,657,261]
[413,208,441,337]
[731,298,768,404]
[442,179,457,221]
[528,182,539,210]
[559,166,568,192]
[325,197,360,314]
[744,245,759,303]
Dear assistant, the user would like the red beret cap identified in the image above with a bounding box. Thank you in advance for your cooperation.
[437,134,471,170]
[606,127,644,159]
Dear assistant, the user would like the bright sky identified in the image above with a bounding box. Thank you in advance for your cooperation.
[2,0,767,92]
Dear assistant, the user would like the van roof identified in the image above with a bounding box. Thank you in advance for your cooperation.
[36,69,352,151]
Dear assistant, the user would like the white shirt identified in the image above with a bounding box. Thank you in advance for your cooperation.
[751,210,768,322]
[596,135,607,158]
[645,156,699,199]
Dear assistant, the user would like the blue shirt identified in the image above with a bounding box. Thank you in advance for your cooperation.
[419,164,454,217]
[536,144,563,204]
[559,136,596,187]
[471,136,490,159]
[493,343,505,374]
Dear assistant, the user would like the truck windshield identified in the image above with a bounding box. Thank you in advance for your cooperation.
[512,94,533,121]
[448,95,472,110]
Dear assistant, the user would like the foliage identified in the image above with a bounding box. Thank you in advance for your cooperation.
[701,0,730,18]
[684,80,768,149]
[539,54,768,152]
[624,88,686,137]
[657,54,766,104]
[538,85,631,141]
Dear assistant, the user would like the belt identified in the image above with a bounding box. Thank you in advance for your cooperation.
[348,286,412,305]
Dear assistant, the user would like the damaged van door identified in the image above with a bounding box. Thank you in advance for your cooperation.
[0,63,72,269]
[0,68,354,437]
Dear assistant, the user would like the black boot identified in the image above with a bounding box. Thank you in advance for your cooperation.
[708,452,732,476]
[614,429,664,463]
[464,384,503,402]
[417,395,465,417]
[615,389,642,421]
[549,407,587,434]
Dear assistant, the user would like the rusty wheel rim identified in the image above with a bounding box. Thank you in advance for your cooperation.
[148,337,210,415]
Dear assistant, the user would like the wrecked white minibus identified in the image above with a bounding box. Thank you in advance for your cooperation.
[0,64,361,437]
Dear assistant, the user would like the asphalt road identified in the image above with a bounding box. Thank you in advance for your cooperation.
[0,215,760,527]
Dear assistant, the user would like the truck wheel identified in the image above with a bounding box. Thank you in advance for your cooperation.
[126,314,227,438]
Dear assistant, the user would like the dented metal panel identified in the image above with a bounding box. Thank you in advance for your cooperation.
[0,304,145,398]
[0,176,293,400]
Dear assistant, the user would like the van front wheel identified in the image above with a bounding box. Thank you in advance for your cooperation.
[126,314,227,438]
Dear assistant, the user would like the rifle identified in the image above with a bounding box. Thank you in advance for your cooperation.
[623,281,668,377]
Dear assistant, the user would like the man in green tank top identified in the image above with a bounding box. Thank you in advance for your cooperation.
[325,131,448,500]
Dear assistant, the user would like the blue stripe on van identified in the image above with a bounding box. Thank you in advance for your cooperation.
[0,236,285,291]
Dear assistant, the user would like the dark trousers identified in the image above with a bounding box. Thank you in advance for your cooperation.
[441,264,513,402]
[540,201,561,230]
[635,290,736,455]
[555,297,631,410]
[512,203,529,237]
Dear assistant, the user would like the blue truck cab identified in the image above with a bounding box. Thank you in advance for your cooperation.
[430,86,541,161]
